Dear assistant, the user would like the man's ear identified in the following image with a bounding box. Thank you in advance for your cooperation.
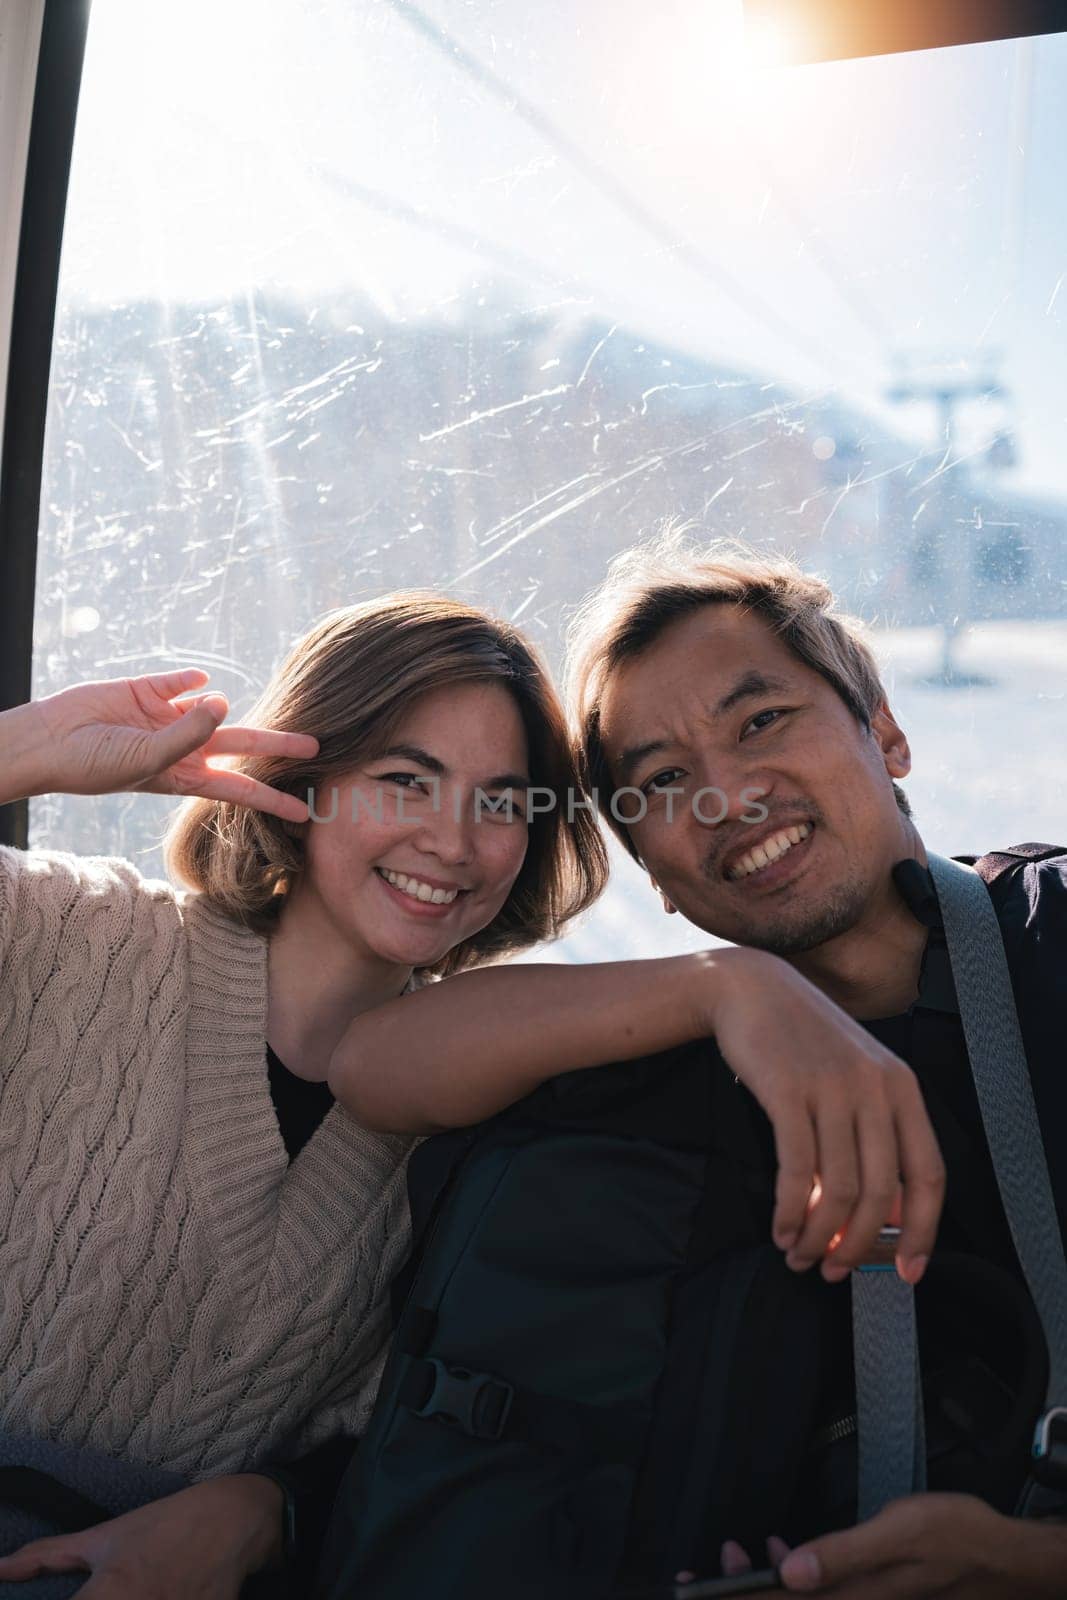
[648,875,677,916]
[872,700,911,780]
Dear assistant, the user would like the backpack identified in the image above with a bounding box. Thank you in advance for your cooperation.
[315,848,1067,1600]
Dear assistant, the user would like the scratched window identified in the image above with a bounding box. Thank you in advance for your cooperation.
[32,2,1067,957]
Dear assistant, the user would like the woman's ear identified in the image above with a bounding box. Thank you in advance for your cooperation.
[649,876,677,916]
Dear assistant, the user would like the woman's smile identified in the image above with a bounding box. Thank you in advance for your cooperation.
[375,865,470,917]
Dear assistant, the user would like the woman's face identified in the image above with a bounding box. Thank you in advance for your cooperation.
[300,680,532,970]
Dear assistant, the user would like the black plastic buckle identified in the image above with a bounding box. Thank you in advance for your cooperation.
[413,1358,514,1441]
[1032,1407,1067,1488]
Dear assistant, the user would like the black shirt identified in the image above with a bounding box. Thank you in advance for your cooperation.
[266,1043,334,1162]
[261,1047,350,1577]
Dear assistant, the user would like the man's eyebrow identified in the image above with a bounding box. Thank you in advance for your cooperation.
[614,672,792,784]
[615,738,673,787]
[715,670,791,716]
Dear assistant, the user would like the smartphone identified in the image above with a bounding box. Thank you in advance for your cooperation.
[617,1571,781,1599]
[676,1573,781,1597]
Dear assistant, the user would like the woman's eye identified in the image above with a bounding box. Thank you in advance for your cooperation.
[480,791,527,822]
[642,768,684,796]
[382,772,427,791]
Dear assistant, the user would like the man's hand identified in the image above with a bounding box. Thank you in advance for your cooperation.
[728,1494,1067,1598]
[0,1473,284,1598]
[703,948,946,1284]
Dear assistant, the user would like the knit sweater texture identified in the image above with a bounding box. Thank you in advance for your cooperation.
[0,844,413,1479]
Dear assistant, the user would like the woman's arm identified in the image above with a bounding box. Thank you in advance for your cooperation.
[0,701,54,806]
[0,672,318,815]
[257,1436,357,1582]
[328,951,720,1131]
[329,949,946,1286]
[0,1475,284,1598]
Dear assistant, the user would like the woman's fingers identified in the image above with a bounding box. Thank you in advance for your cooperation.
[786,1100,859,1271]
[143,694,231,774]
[202,725,320,760]
[0,1534,91,1577]
[784,1067,942,1286]
[769,1093,818,1251]
[172,693,319,763]
[179,769,312,823]
[893,1083,946,1282]
[818,1100,900,1282]
[137,668,211,702]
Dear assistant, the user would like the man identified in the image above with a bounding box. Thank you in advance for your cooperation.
[565,532,1067,1597]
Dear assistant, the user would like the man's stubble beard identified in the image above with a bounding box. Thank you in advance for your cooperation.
[707,875,872,958]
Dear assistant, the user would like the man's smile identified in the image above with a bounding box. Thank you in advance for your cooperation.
[724,818,815,881]
[722,819,817,890]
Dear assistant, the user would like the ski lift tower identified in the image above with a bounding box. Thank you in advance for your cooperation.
[887,354,1006,684]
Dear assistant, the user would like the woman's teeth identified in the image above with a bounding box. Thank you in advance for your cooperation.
[728,821,814,881]
[378,868,460,905]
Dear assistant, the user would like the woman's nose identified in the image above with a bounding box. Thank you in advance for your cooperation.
[416,798,476,865]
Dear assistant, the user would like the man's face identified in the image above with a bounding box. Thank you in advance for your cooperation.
[598,605,914,955]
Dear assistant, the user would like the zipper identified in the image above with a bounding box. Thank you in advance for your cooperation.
[812,1411,856,1449]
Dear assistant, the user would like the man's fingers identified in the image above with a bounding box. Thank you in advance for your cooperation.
[893,1088,946,1282]
[766,1535,792,1567]
[778,1498,927,1592]
[721,1539,754,1576]
[770,1102,817,1251]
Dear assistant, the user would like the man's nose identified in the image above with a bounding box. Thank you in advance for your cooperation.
[690,755,774,828]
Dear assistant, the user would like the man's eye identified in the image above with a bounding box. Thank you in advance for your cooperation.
[744,708,788,736]
[642,768,684,796]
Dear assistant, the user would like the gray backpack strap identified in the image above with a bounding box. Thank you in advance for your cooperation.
[927,851,1067,1486]
[851,848,1067,1518]
[852,1257,926,1519]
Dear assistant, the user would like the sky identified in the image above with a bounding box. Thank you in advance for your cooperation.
[57,0,1067,498]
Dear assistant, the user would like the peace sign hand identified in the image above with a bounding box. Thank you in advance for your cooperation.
[23,668,318,822]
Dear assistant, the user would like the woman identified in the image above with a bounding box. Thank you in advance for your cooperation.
[0,594,938,1596]
[0,594,606,1596]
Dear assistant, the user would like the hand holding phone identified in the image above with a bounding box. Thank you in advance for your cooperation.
[675,1571,781,1597]
[617,1568,781,1599]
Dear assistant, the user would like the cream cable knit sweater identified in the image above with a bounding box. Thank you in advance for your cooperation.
[0,844,413,1479]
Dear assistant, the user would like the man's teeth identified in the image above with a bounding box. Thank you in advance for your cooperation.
[728,822,814,881]
[379,868,459,905]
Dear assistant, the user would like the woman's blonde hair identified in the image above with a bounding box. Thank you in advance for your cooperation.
[165,593,608,975]
[566,529,908,859]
